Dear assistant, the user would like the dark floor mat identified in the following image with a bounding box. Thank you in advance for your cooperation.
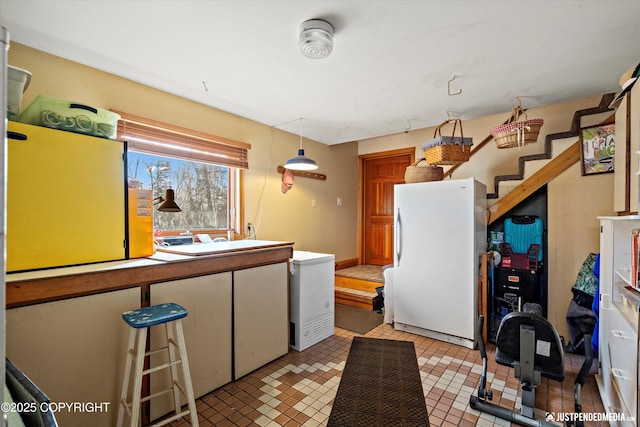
[327,337,430,426]
[334,303,383,335]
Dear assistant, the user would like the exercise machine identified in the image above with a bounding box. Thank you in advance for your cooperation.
[470,305,593,427]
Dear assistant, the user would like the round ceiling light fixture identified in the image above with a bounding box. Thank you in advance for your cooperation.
[299,19,334,59]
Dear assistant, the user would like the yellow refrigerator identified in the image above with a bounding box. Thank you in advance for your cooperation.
[7,121,126,272]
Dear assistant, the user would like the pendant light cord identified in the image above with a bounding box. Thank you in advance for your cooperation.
[249,125,276,240]
[299,118,303,150]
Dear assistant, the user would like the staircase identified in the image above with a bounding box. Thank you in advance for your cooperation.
[481,93,615,224]
[334,265,383,310]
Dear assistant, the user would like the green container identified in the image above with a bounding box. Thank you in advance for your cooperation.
[19,95,120,140]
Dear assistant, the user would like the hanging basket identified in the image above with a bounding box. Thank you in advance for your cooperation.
[490,107,544,149]
[404,158,444,183]
[421,119,473,165]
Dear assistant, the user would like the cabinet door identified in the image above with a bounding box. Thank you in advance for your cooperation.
[613,97,629,213]
[613,84,640,214]
[234,262,289,379]
[608,308,637,416]
[7,121,126,271]
[631,84,640,214]
[128,188,154,258]
[6,288,139,427]
[150,273,232,419]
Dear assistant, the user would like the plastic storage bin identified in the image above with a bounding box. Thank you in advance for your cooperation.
[19,95,120,139]
[7,65,31,121]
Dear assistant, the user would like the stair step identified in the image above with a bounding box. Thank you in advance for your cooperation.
[491,156,551,206]
[492,136,578,203]
[334,275,381,293]
[551,136,576,155]
[498,179,523,196]
[335,286,376,310]
[522,159,548,179]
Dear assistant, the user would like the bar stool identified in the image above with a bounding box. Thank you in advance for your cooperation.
[117,302,199,427]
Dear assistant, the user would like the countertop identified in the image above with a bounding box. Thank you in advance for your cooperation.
[154,239,292,256]
[5,240,294,308]
[6,240,292,282]
[6,258,165,282]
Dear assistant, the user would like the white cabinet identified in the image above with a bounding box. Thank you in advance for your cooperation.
[6,288,140,427]
[4,244,292,425]
[597,216,640,424]
[233,262,289,379]
[148,262,289,420]
[150,273,232,419]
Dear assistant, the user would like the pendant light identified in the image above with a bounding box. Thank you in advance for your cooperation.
[284,118,318,171]
[154,188,182,212]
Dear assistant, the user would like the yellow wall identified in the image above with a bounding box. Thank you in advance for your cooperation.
[356,97,616,339]
[8,43,359,260]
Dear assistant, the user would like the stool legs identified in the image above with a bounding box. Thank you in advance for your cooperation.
[173,320,198,426]
[165,322,182,418]
[117,326,148,427]
[131,328,148,427]
[117,327,138,427]
[117,318,198,427]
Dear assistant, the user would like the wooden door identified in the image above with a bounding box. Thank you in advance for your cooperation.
[363,153,413,265]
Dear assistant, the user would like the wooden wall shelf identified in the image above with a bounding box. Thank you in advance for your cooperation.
[277,165,326,181]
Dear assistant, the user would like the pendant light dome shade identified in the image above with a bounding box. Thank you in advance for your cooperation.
[284,118,318,171]
[157,189,182,212]
[299,19,334,59]
[284,148,318,171]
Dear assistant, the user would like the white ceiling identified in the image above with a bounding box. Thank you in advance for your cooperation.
[1,0,639,145]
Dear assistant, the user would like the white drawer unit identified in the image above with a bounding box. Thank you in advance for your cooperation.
[607,299,637,416]
[597,216,640,426]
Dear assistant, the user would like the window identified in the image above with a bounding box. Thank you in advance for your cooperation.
[128,152,231,231]
[114,111,250,234]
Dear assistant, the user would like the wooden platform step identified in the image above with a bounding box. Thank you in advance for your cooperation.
[335,286,376,311]
[334,275,381,294]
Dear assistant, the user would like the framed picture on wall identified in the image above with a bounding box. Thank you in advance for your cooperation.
[580,123,615,176]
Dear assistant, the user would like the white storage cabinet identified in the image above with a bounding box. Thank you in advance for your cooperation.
[596,216,640,425]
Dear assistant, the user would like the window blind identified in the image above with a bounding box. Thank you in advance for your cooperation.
[112,110,250,169]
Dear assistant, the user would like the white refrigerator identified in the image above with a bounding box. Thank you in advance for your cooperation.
[393,178,486,349]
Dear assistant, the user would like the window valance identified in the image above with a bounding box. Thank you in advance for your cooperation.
[112,110,250,169]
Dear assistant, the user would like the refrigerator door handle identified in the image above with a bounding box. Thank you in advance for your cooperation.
[395,208,402,265]
[7,131,27,141]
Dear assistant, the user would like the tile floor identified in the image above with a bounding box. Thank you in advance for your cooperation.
[167,323,606,427]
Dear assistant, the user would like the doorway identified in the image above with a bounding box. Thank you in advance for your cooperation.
[487,186,548,341]
[359,149,414,266]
